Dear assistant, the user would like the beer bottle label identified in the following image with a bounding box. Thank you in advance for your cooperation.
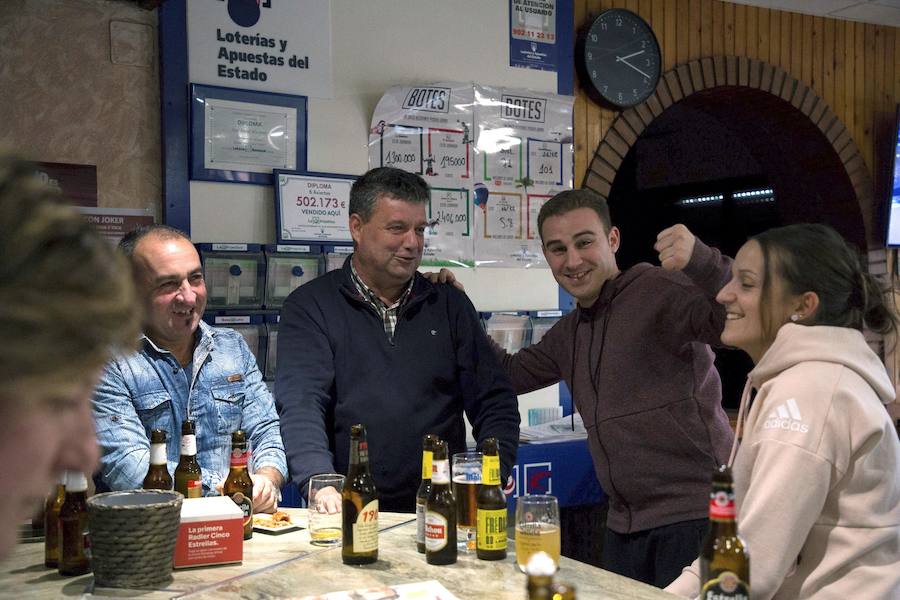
[180,434,197,456]
[231,491,253,526]
[432,459,450,484]
[424,511,448,551]
[709,489,736,520]
[700,571,750,599]
[352,499,378,553]
[186,478,202,498]
[230,448,249,467]
[150,443,167,466]
[420,449,433,480]
[476,508,507,550]
[482,455,501,485]
[415,500,426,545]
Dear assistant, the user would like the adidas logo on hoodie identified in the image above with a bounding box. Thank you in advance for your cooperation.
[763,398,809,433]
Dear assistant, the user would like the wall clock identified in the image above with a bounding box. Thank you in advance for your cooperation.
[577,9,662,109]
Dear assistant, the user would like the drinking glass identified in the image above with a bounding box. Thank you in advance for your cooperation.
[451,451,482,552]
[515,494,561,572]
[308,473,344,545]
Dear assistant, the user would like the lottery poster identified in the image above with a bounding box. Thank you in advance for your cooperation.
[471,85,573,267]
[369,82,573,268]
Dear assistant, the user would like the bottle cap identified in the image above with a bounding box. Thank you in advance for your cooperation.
[526,551,557,577]
[64,471,88,492]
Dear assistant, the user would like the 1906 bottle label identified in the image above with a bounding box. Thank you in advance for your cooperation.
[352,499,378,553]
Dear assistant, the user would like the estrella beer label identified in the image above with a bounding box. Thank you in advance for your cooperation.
[230,448,249,467]
[352,499,378,553]
[476,508,507,551]
[425,512,448,551]
[709,489,735,520]
[231,491,252,527]
[701,570,750,599]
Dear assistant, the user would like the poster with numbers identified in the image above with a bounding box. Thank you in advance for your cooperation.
[369,82,572,268]
[471,85,573,267]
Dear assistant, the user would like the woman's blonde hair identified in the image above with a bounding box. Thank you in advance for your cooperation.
[0,155,140,399]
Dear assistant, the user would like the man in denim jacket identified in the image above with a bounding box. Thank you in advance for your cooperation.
[92,225,286,512]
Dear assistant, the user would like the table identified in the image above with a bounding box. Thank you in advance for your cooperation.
[2,509,678,599]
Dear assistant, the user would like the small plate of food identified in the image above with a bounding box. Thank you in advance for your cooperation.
[252,510,302,534]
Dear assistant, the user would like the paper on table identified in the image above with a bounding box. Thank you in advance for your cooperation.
[296,579,459,599]
[519,412,587,443]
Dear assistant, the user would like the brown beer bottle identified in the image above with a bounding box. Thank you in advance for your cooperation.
[700,465,750,599]
[143,429,173,490]
[476,437,507,560]
[342,424,378,565]
[425,439,457,565]
[174,420,202,499]
[415,433,439,553]
[43,473,66,568]
[224,430,254,540]
[525,551,557,600]
[58,471,90,576]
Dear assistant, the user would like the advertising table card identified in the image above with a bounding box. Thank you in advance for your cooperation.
[174,496,244,569]
[275,171,355,245]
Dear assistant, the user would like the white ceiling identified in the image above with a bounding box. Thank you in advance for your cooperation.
[725,0,900,27]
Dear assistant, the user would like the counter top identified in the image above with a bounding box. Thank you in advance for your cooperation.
[3,509,678,599]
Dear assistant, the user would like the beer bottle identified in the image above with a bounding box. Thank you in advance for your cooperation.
[43,473,66,568]
[700,465,750,600]
[415,433,439,553]
[525,551,557,600]
[476,437,507,560]
[143,429,173,490]
[425,439,457,565]
[174,420,202,499]
[58,471,90,576]
[224,430,254,540]
[342,424,378,565]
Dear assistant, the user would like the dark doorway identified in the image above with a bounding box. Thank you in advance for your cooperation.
[607,87,865,409]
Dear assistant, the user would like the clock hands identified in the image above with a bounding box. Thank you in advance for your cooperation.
[615,50,651,79]
[617,50,645,61]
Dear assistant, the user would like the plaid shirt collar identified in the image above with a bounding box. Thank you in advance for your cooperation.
[349,258,414,338]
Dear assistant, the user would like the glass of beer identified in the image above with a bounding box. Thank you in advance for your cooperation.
[452,451,482,552]
[515,494,561,572]
[308,473,344,545]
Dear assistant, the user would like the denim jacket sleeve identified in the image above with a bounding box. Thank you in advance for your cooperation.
[234,335,288,480]
[92,358,151,490]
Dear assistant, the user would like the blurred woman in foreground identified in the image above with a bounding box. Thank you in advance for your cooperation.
[0,155,139,560]
[667,223,900,599]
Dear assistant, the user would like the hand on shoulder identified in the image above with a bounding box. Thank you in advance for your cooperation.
[421,268,466,292]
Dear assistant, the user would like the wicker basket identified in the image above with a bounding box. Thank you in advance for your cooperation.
[87,490,182,589]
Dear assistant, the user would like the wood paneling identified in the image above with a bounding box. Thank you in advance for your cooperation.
[573,0,900,235]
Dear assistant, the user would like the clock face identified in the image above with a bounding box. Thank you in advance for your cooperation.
[579,9,662,108]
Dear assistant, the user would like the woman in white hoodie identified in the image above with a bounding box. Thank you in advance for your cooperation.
[666,223,900,599]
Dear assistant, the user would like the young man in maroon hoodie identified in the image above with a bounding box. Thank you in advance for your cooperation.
[496,189,735,588]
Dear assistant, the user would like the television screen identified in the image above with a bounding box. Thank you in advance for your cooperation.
[885,106,900,245]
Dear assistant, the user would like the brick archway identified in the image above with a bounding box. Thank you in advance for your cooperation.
[581,56,878,250]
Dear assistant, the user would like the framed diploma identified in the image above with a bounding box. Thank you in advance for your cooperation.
[274,170,356,245]
[190,84,307,184]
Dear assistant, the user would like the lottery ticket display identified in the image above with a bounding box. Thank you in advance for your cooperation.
[369,82,574,268]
